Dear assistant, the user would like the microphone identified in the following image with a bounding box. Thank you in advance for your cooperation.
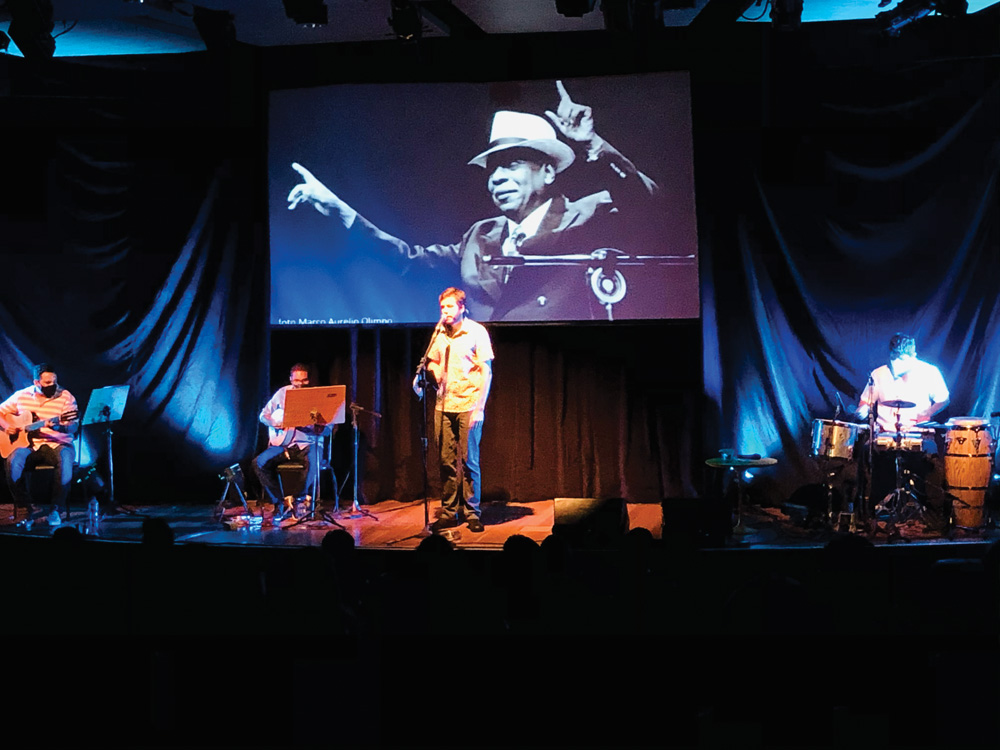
[834,392,846,420]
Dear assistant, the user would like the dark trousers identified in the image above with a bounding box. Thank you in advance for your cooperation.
[436,410,483,521]
[253,444,313,504]
[6,443,75,511]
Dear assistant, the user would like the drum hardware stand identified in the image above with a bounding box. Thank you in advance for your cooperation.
[869,403,921,536]
[873,438,924,534]
[858,397,878,534]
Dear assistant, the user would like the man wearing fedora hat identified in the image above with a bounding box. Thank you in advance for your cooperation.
[287,80,661,322]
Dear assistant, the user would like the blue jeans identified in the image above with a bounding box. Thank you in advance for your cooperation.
[436,410,483,521]
[6,443,75,511]
[253,444,314,504]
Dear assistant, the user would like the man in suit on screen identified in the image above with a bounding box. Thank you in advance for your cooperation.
[286,80,662,322]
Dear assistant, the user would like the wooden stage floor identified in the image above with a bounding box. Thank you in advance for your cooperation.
[0,497,666,550]
[3,494,998,552]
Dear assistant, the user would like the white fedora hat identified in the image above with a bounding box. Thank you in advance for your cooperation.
[468,111,575,173]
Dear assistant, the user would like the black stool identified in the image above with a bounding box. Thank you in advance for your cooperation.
[8,463,57,522]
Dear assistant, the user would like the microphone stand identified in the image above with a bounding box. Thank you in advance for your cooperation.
[387,322,443,544]
[859,375,877,534]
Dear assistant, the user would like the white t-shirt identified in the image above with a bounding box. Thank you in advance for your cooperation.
[859,359,949,432]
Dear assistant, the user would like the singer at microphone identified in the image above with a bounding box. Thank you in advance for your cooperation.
[421,287,494,535]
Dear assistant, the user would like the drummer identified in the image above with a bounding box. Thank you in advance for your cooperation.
[854,333,950,528]
[855,333,950,433]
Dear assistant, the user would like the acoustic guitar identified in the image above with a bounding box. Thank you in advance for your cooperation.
[0,409,79,459]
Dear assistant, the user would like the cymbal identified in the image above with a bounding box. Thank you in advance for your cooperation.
[882,399,916,409]
[705,456,778,469]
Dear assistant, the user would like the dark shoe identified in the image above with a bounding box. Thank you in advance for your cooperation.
[467,518,484,533]
[430,517,458,533]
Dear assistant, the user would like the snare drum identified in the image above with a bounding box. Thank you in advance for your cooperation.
[874,431,930,452]
[944,417,994,529]
[811,419,859,460]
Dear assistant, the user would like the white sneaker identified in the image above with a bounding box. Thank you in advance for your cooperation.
[47,510,62,527]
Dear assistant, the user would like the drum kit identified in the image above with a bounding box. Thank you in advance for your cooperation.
[811,401,997,534]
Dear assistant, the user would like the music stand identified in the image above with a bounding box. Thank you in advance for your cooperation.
[82,385,130,515]
[281,386,346,526]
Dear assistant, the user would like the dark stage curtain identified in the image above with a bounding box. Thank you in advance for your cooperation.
[271,323,704,506]
[701,28,1000,500]
[0,56,269,502]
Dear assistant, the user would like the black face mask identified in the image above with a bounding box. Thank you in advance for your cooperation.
[40,384,58,398]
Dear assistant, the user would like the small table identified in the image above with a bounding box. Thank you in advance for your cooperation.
[705,455,778,536]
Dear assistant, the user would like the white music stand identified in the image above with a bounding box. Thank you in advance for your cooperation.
[82,385,130,512]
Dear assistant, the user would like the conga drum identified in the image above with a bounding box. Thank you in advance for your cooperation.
[943,417,994,529]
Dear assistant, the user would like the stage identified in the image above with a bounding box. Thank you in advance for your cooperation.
[1,496,666,549]
[2,493,997,552]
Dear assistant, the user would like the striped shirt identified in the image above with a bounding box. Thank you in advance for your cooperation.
[0,385,78,448]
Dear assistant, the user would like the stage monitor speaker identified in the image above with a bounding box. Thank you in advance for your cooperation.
[552,497,629,546]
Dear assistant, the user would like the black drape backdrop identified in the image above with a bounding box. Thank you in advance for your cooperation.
[0,54,269,502]
[701,23,1000,501]
[1,16,997,508]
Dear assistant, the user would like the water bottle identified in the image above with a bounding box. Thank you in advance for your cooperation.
[87,497,101,536]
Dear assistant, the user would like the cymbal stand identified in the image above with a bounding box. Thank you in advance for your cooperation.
[818,458,854,532]
[730,467,755,536]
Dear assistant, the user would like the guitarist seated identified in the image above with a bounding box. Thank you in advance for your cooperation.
[253,363,329,523]
[0,363,79,525]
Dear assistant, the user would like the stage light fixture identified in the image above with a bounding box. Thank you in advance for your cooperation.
[283,0,329,27]
[875,0,968,36]
[555,0,596,17]
[6,0,56,60]
[388,0,423,40]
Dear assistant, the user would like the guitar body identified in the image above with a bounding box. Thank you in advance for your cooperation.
[268,425,294,448]
[0,410,79,460]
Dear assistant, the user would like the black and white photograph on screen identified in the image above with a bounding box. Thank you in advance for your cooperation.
[269,73,698,325]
